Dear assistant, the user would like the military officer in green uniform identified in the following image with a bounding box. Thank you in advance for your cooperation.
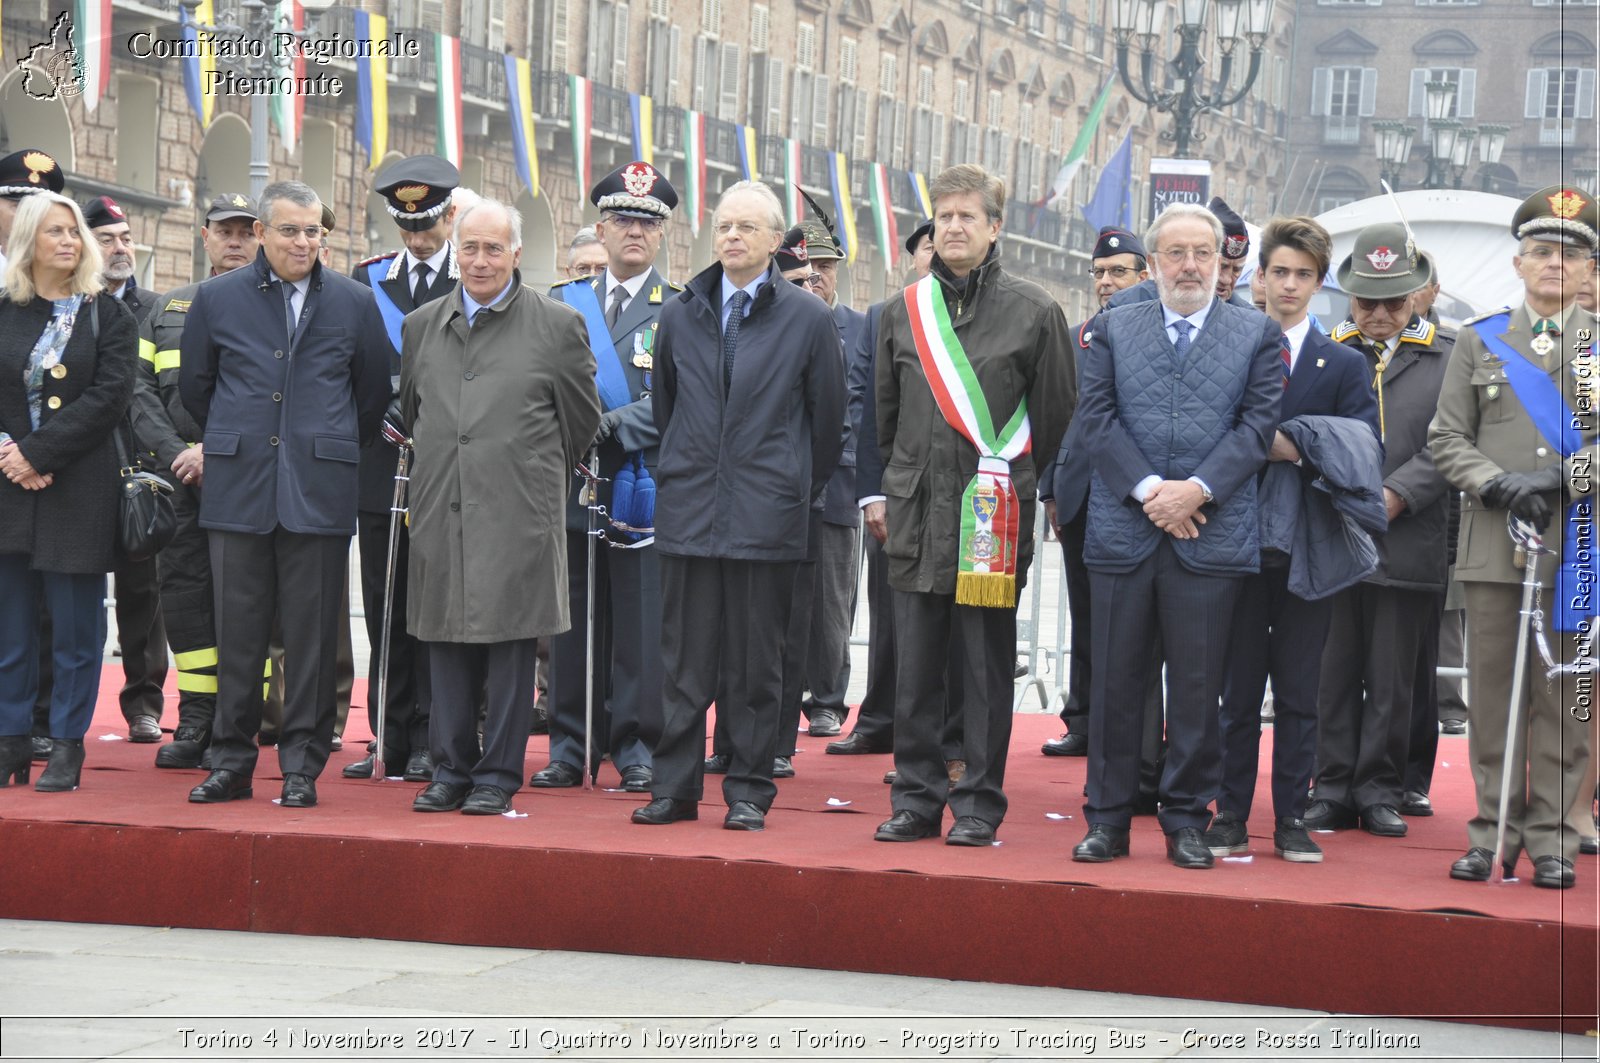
[1429,184,1600,890]
[531,161,680,793]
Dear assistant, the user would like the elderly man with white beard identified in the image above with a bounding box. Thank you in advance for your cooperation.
[1069,202,1284,870]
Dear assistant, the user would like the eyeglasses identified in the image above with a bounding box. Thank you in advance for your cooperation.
[1155,247,1217,265]
[270,224,326,243]
[1353,296,1411,313]
[790,273,824,289]
[604,213,665,233]
[1522,244,1591,264]
[714,221,768,237]
[1089,265,1139,280]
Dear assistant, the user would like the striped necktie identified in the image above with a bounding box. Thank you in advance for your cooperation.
[1280,334,1292,389]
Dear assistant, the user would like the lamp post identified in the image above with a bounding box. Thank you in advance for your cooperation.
[1476,123,1509,193]
[1373,120,1415,190]
[1110,0,1275,159]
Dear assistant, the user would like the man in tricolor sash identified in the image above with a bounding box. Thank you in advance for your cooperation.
[1071,202,1283,869]
[534,162,679,794]
[1430,185,1600,889]
[873,164,1076,846]
[346,154,461,783]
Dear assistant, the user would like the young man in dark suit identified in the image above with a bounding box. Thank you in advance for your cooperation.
[1205,216,1380,863]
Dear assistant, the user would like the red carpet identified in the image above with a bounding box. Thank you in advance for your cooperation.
[1,666,1595,1032]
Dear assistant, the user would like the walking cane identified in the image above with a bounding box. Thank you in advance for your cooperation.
[580,447,603,792]
[371,442,411,783]
[1493,516,1549,878]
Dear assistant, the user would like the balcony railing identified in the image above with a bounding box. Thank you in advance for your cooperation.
[1323,115,1362,145]
[1002,202,1067,247]
[461,43,507,104]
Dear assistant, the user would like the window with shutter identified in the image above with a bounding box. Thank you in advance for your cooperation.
[692,35,712,111]
[840,38,858,83]
[586,0,607,84]
[751,6,770,52]
[552,0,569,72]
[917,65,934,108]
[1319,66,1365,142]
[880,54,898,95]
[718,42,742,121]
[855,90,869,157]
[789,66,807,139]
[798,24,816,70]
[894,101,907,168]
[1049,115,1064,153]
[650,0,669,16]
[1409,67,1472,117]
[612,3,630,89]
[702,0,721,37]
[987,89,1003,128]
[954,78,970,118]
[931,113,946,172]
[813,74,831,142]
[877,95,895,161]
[1532,67,1594,143]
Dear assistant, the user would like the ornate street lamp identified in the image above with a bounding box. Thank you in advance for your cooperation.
[1476,122,1509,193]
[1448,126,1477,189]
[1111,0,1275,159]
[1373,120,1415,190]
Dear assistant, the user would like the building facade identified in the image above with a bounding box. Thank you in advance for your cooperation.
[2,0,1300,322]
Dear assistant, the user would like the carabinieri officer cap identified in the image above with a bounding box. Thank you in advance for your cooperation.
[1512,184,1599,251]
[80,195,127,230]
[591,161,677,219]
[373,154,460,231]
[0,148,64,198]
[1208,196,1250,261]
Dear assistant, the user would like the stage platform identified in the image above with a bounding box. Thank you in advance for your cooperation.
[1,668,1595,1034]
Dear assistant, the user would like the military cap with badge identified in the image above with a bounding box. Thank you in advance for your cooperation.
[80,195,127,230]
[592,160,678,220]
[1209,197,1251,261]
[0,148,64,198]
[204,192,257,224]
[374,154,460,232]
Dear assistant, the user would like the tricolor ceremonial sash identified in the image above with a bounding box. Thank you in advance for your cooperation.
[557,280,635,412]
[366,259,406,353]
[1472,313,1596,633]
[904,275,1031,608]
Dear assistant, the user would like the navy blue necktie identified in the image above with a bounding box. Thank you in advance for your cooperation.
[283,281,298,344]
[723,290,748,391]
[1172,318,1192,361]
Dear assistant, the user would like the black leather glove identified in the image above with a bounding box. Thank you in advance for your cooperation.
[1483,470,1561,530]
[592,409,623,447]
[380,395,408,448]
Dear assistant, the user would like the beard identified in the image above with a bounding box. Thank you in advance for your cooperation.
[103,255,135,282]
[1155,262,1219,318]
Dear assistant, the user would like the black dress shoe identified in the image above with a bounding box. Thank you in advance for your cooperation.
[1450,847,1494,882]
[772,756,795,778]
[807,710,843,737]
[1360,803,1408,837]
[825,732,892,755]
[403,750,433,782]
[1581,836,1599,856]
[128,715,162,743]
[1042,732,1088,757]
[189,769,252,803]
[882,770,897,784]
[529,761,583,788]
[461,785,513,815]
[874,809,939,842]
[632,797,698,824]
[1400,790,1434,817]
[1166,827,1215,869]
[341,754,376,779]
[1072,824,1130,862]
[280,774,317,808]
[703,752,730,773]
[946,816,996,846]
[1533,855,1576,889]
[1440,719,1467,736]
[619,764,652,792]
[1303,798,1357,831]
[724,800,766,831]
[412,781,470,812]
[155,727,209,770]
[30,735,51,760]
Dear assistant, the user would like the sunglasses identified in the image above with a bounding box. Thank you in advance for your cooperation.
[1353,296,1410,313]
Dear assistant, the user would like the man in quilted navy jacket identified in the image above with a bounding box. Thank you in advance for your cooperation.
[1070,202,1284,870]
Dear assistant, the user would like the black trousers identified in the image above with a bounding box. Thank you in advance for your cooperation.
[1086,540,1241,832]
[209,528,347,780]
[1217,564,1331,822]
[1057,507,1092,730]
[547,530,660,772]
[890,589,1015,826]
[1315,582,1435,811]
[654,555,795,811]
[112,554,167,724]
[1404,590,1447,795]
[156,482,217,732]
[774,512,824,758]
[428,638,537,793]
[358,510,430,761]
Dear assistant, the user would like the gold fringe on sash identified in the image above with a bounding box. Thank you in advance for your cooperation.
[956,571,1018,608]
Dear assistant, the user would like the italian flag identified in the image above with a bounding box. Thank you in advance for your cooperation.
[681,109,706,236]
[270,0,304,152]
[782,138,804,228]
[570,74,593,191]
[868,163,900,276]
[1045,75,1116,206]
[435,34,463,166]
[72,0,112,112]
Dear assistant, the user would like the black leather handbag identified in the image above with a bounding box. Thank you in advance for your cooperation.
[112,418,175,562]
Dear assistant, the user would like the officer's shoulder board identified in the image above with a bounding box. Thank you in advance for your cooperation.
[1462,306,1511,327]
[357,250,400,269]
[1330,320,1362,344]
[548,275,588,288]
[1398,317,1438,346]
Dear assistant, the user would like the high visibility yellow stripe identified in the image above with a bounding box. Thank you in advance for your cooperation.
[263,660,274,677]
[151,349,182,373]
[176,673,219,693]
[173,647,219,670]
[139,338,156,364]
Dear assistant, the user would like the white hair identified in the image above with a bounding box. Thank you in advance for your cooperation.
[715,181,784,233]
[453,197,522,251]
